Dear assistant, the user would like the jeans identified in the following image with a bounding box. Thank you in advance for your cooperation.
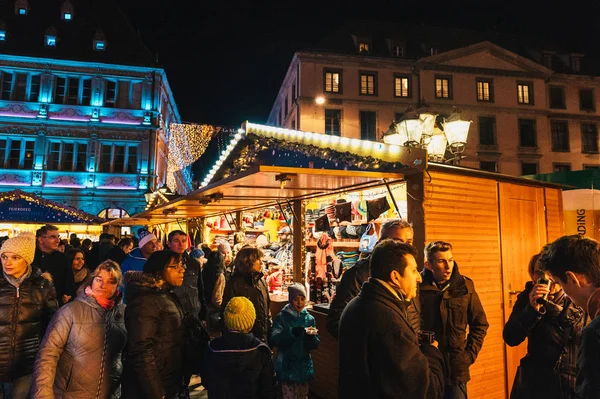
[1,374,32,399]
[445,382,467,399]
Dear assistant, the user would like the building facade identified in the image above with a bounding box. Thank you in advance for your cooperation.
[267,23,600,176]
[0,0,181,219]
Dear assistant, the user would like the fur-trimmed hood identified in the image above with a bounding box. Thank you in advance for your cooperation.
[124,270,169,291]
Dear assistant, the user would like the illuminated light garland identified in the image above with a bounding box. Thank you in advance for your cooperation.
[167,123,215,192]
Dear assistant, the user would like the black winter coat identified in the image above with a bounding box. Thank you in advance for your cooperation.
[0,268,58,381]
[32,248,75,305]
[104,246,127,266]
[222,272,272,343]
[203,331,277,399]
[122,271,186,399]
[419,264,489,385]
[326,256,421,339]
[338,278,445,399]
[172,253,206,320]
[503,282,585,399]
[202,250,224,305]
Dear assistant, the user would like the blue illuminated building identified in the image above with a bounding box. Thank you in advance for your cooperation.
[0,0,181,219]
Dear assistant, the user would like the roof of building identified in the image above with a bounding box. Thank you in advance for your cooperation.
[0,0,157,67]
[305,20,597,75]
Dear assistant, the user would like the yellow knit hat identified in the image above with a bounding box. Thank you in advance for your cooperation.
[224,296,256,333]
[0,232,36,265]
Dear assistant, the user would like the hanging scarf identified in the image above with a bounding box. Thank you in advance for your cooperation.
[73,267,89,284]
[315,234,335,280]
[3,265,32,289]
[85,286,116,310]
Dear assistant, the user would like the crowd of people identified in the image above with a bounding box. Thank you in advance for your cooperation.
[0,222,599,399]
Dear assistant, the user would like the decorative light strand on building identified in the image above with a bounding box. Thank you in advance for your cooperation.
[167,123,215,192]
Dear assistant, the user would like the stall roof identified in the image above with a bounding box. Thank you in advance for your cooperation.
[107,122,428,226]
[0,190,104,224]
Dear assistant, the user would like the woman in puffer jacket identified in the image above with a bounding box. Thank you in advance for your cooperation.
[31,260,126,399]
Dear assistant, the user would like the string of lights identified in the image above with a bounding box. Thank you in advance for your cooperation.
[167,123,214,192]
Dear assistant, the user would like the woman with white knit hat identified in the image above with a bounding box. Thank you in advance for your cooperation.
[0,232,58,398]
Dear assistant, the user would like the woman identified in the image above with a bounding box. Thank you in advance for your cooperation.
[31,260,126,398]
[503,251,586,399]
[67,248,89,293]
[202,247,226,334]
[222,246,272,343]
[122,250,187,399]
[0,232,57,398]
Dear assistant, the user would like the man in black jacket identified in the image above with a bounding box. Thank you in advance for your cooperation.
[538,235,600,399]
[420,241,488,399]
[327,219,419,338]
[338,239,444,398]
[32,224,75,305]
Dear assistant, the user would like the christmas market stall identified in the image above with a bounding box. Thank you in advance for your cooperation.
[115,122,565,399]
[0,189,104,239]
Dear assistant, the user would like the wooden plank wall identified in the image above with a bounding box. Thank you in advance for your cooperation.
[424,170,506,399]
[545,187,565,242]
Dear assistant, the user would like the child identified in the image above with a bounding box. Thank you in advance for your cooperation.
[270,283,320,399]
[203,296,277,399]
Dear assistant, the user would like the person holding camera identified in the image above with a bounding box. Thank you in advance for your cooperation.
[503,249,586,399]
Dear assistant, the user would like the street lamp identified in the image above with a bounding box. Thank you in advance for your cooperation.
[443,108,472,157]
[382,105,422,147]
[427,128,447,162]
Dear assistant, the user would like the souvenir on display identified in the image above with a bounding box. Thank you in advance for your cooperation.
[367,196,390,221]
[359,222,378,253]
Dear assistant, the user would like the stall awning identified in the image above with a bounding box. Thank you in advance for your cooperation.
[0,190,104,224]
[105,165,409,226]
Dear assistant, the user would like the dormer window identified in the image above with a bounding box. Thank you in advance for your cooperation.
[359,42,370,53]
[93,30,106,51]
[15,0,29,15]
[571,54,583,73]
[430,47,439,56]
[63,12,72,20]
[61,0,74,21]
[45,35,56,47]
[0,31,5,41]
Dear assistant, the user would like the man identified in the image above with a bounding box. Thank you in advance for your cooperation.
[538,235,600,399]
[87,233,116,271]
[104,237,135,266]
[32,224,75,305]
[326,219,417,338]
[420,241,489,399]
[121,228,158,275]
[338,239,445,398]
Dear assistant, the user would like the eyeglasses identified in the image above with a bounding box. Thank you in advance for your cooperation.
[43,235,60,240]
[166,262,186,270]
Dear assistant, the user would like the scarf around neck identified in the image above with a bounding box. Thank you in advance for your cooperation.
[73,267,88,284]
[3,265,32,289]
[85,286,116,310]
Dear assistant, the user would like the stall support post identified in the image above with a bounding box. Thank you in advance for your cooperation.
[292,199,304,283]
[235,212,242,231]
[407,172,426,269]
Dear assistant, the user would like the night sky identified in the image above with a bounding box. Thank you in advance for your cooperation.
[117,0,599,127]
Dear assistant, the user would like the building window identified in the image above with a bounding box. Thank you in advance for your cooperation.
[359,111,377,141]
[359,72,377,96]
[580,89,595,111]
[94,40,105,51]
[571,56,581,73]
[519,118,537,148]
[517,82,534,105]
[551,120,570,152]
[0,72,40,102]
[435,75,452,99]
[480,161,497,172]
[581,123,599,153]
[53,76,92,105]
[549,86,566,109]
[104,80,117,107]
[0,138,34,169]
[358,42,370,53]
[18,8,27,15]
[325,109,341,136]
[324,69,342,94]
[478,116,496,146]
[521,162,538,175]
[45,35,56,47]
[476,79,494,102]
[583,165,600,170]
[553,163,571,172]
[0,31,5,41]
[46,141,87,171]
[394,75,410,98]
[97,143,138,173]
[393,46,404,57]
[63,12,72,20]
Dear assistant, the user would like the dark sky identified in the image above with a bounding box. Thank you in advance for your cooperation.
[117,0,599,127]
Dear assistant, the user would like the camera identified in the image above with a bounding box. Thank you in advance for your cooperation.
[419,330,435,345]
[536,277,550,304]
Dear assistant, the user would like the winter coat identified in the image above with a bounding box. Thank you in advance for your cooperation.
[122,271,186,399]
[31,290,127,399]
[203,331,277,399]
[120,248,147,275]
[172,253,206,320]
[326,256,421,339]
[104,246,127,266]
[338,278,445,399]
[503,282,585,399]
[576,287,600,398]
[222,271,272,343]
[0,269,58,381]
[202,250,224,305]
[419,263,489,385]
[270,304,319,383]
[32,247,75,305]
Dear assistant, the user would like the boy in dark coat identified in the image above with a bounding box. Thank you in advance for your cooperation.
[203,296,276,399]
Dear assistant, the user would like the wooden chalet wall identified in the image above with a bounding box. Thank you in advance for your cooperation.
[545,187,565,242]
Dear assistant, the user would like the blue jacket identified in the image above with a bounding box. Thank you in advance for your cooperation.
[120,248,147,275]
[270,304,319,383]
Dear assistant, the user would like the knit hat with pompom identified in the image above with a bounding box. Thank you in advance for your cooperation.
[224,296,256,333]
[0,232,36,265]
